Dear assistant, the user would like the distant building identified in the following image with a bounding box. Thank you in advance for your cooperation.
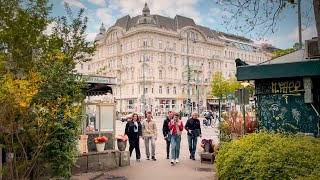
[75,3,274,114]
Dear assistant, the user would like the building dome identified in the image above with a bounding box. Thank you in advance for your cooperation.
[94,23,106,41]
[137,3,156,25]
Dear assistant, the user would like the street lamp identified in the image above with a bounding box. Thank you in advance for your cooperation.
[179,30,196,120]
[241,81,250,134]
[140,54,148,115]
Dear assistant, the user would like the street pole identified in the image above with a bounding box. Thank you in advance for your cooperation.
[187,32,191,120]
[298,0,302,49]
[218,96,221,121]
[143,58,146,115]
[119,72,122,116]
[197,72,200,115]
[242,88,246,134]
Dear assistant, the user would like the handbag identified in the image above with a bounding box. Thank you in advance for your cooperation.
[191,129,200,137]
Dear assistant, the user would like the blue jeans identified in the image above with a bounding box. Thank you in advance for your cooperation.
[187,134,198,158]
[171,135,181,160]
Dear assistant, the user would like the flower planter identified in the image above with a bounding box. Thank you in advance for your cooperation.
[96,143,105,152]
[204,143,211,152]
[117,139,127,151]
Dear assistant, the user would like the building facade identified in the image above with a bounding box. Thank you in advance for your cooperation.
[75,3,274,115]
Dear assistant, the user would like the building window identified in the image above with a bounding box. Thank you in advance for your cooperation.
[182,57,185,66]
[143,39,148,47]
[181,44,185,53]
[174,57,176,65]
[209,62,211,69]
[173,43,176,51]
[159,86,162,94]
[166,42,169,48]
[167,87,170,94]
[173,87,176,94]
[132,87,134,94]
[152,87,154,94]
[145,88,148,94]
[161,55,165,63]
[81,64,83,69]
[88,64,90,70]
[225,63,227,68]
[159,70,163,79]
[159,40,162,49]
[169,56,172,64]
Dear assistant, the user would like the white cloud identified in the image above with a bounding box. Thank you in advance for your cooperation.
[288,25,317,42]
[95,8,116,26]
[88,0,105,6]
[209,7,231,18]
[86,32,97,42]
[207,18,216,24]
[43,22,57,35]
[107,0,202,24]
[62,0,85,8]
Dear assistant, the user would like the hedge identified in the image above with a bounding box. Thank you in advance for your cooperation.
[215,132,320,180]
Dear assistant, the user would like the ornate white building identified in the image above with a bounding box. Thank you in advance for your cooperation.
[76,3,274,114]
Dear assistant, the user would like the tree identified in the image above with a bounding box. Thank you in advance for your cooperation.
[210,73,242,99]
[272,43,301,59]
[217,0,320,54]
[0,0,95,179]
[210,73,243,119]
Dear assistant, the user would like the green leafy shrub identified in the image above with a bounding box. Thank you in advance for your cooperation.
[216,132,320,180]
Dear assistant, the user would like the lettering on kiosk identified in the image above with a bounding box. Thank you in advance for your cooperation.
[271,80,303,94]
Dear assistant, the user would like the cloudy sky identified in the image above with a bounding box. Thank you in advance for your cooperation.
[49,0,317,49]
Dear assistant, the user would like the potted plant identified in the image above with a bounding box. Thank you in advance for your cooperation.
[94,136,108,152]
[200,139,214,153]
[116,134,128,151]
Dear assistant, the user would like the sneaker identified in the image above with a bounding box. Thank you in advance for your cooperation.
[166,156,169,159]
[189,156,192,159]
[147,157,150,160]
[175,159,179,163]
[192,157,196,160]
[152,156,157,161]
[136,159,140,162]
[171,159,175,165]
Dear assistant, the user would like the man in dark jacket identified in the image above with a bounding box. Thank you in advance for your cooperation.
[185,112,202,160]
[162,111,174,159]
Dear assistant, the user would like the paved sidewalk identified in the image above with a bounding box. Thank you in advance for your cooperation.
[72,116,218,180]
[96,158,215,180]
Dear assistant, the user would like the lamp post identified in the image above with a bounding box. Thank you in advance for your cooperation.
[179,30,196,120]
[241,81,250,134]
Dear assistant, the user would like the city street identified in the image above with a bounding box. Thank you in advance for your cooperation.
[100,116,219,180]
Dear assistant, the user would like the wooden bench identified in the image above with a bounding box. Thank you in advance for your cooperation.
[200,152,215,164]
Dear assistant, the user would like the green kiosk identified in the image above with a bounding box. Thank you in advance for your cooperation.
[236,57,320,136]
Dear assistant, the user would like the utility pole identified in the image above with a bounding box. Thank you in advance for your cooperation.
[298,0,302,49]
[142,56,146,115]
[197,72,200,115]
[186,32,191,119]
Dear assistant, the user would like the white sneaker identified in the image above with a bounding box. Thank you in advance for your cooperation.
[175,159,179,163]
[171,159,175,164]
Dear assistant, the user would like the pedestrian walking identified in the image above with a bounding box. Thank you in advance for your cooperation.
[169,113,184,165]
[142,111,158,161]
[125,113,142,161]
[185,112,202,160]
[162,111,174,159]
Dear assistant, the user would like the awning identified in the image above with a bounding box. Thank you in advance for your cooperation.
[236,60,320,81]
